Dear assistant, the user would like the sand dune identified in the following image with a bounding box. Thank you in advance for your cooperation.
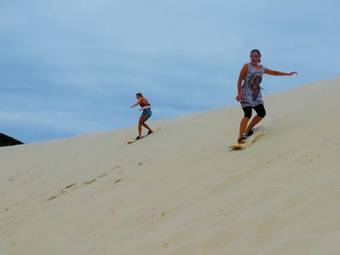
[1,78,340,255]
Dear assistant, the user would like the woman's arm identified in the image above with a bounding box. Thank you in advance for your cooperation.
[264,68,298,76]
[236,64,248,101]
[130,101,139,108]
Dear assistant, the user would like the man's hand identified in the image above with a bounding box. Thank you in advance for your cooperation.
[288,72,298,76]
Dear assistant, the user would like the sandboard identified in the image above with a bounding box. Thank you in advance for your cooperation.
[127,128,159,144]
[229,127,265,151]
[127,135,149,144]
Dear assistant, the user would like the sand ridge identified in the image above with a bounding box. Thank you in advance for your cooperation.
[1,78,340,255]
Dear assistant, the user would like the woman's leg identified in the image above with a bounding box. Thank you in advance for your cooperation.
[138,116,147,138]
[239,107,252,140]
[141,112,153,133]
[244,104,266,133]
[142,122,152,132]
[138,115,153,137]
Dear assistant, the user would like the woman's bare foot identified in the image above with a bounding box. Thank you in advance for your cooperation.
[237,136,246,144]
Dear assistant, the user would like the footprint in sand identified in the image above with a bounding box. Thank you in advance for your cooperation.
[97,173,108,179]
[47,183,79,202]
[219,209,229,217]
[47,169,125,202]
[297,153,321,165]
[97,165,124,179]
[137,159,152,167]
[47,195,58,201]
[84,179,96,185]
[65,183,77,189]
[154,211,168,220]
[114,178,124,184]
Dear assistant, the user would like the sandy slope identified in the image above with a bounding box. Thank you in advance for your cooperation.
[1,78,340,255]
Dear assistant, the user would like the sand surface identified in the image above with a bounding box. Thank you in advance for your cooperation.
[1,78,340,255]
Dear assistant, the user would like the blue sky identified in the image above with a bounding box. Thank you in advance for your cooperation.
[1,0,339,142]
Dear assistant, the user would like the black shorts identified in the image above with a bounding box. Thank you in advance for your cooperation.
[242,104,266,118]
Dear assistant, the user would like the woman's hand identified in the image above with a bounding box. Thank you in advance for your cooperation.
[236,92,242,102]
[288,72,298,76]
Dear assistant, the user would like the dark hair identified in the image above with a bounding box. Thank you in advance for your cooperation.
[136,92,143,98]
[250,49,262,62]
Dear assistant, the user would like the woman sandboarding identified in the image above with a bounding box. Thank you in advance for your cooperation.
[130,93,153,141]
[234,49,297,146]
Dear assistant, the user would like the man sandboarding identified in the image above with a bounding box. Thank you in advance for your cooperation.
[128,93,154,144]
[230,49,297,150]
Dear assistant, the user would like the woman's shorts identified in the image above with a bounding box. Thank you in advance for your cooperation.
[141,108,152,120]
[242,104,266,118]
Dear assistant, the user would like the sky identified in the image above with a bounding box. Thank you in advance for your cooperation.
[0,0,339,143]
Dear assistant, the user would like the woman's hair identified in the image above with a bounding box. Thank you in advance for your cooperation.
[136,92,143,98]
[250,49,262,62]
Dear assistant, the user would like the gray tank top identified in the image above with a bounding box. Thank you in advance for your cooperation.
[241,63,266,107]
